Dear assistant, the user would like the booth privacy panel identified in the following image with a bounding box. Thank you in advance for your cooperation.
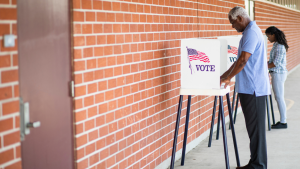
[181,39,225,90]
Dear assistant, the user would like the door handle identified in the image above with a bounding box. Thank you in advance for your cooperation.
[27,121,41,128]
[20,98,41,141]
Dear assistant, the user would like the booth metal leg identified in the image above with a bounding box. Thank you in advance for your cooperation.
[219,96,230,169]
[170,95,183,169]
[269,94,276,125]
[266,97,271,131]
[181,95,192,166]
[216,103,221,140]
[226,93,240,167]
[233,94,239,124]
[229,87,236,130]
[208,96,218,147]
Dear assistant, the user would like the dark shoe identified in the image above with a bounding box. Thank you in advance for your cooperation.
[236,165,251,169]
[271,121,281,127]
[236,162,251,169]
[271,122,287,129]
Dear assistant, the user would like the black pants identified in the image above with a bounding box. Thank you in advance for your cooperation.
[239,93,267,169]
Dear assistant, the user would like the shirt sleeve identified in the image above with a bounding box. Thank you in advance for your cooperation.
[272,45,285,67]
[241,30,258,54]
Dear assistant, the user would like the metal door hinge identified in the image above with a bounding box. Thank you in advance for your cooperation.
[70,81,74,97]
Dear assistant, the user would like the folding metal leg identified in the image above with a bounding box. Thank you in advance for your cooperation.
[229,86,236,130]
[181,95,192,166]
[170,95,183,169]
[219,96,230,169]
[233,94,239,124]
[269,94,276,125]
[208,96,218,147]
[226,93,240,167]
[266,97,271,131]
[216,102,221,140]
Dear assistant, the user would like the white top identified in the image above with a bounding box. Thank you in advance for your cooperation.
[180,87,230,96]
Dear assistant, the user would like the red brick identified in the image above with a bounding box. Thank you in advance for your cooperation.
[103,1,112,10]
[85,12,95,21]
[3,131,20,146]
[84,95,94,107]
[74,36,85,46]
[73,11,84,22]
[93,24,103,33]
[83,47,93,58]
[2,100,19,115]
[87,58,97,69]
[94,46,103,56]
[99,103,108,114]
[0,0,9,4]
[95,93,104,103]
[0,149,14,165]
[89,153,99,166]
[104,46,113,55]
[87,83,97,94]
[0,86,12,101]
[0,118,13,132]
[88,106,97,118]
[4,161,22,169]
[82,0,92,9]
[77,158,88,169]
[0,55,10,68]
[0,8,16,20]
[1,69,18,83]
[86,36,96,45]
[82,24,93,34]
[107,13,115,22]
[12,54,18,66]
[74,60,85,71]
[83,71,94,82]
[107,35,115,44]
[93,0,102,10]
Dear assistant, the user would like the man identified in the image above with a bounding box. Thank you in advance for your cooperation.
[220,6,270,169]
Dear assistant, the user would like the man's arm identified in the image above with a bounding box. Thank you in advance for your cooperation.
[268,62,275,69]
[220,51,252,88]
[221,61,236,79]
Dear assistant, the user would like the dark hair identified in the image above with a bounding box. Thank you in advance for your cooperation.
[265,26,289,51]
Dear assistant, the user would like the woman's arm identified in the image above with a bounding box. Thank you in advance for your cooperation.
[268,62,275,68]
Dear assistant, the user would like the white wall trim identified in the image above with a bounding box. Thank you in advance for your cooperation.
[254,0,300,13]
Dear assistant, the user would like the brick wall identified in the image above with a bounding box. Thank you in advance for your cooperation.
[0,0,22,169]
[72,0,244,169]
[255,1,300,70]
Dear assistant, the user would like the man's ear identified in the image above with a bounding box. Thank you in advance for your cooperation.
[237,15,242,23]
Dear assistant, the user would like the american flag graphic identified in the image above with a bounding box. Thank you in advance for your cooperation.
[228,45,238,55]
[187,47,210,63]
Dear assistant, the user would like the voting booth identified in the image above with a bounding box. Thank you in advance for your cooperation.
[170,39,240,169]
[180,39,230,95]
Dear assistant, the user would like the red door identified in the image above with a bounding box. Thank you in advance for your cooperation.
[17,0,74,168]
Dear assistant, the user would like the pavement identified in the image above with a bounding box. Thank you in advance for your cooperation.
[173,66,300,169]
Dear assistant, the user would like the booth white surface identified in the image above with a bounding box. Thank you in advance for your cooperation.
[218,35,242,82]
[180,39,230,96]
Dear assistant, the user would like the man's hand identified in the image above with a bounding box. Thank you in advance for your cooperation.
[220,77,231,89]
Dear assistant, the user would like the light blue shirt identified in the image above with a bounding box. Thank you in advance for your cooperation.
[236,21,270,96]
[268,42,287,73]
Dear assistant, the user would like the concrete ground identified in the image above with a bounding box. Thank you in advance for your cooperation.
[173,66,300,169]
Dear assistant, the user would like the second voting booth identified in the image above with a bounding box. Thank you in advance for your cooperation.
[170,38,240,169]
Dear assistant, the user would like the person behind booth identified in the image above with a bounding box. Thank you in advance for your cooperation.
[265,26,289,129]
[220,6,270,169]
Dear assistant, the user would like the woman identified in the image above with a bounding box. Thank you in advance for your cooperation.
[265,26,289,129]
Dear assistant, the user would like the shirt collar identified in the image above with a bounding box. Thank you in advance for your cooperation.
[242,21,255,35]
